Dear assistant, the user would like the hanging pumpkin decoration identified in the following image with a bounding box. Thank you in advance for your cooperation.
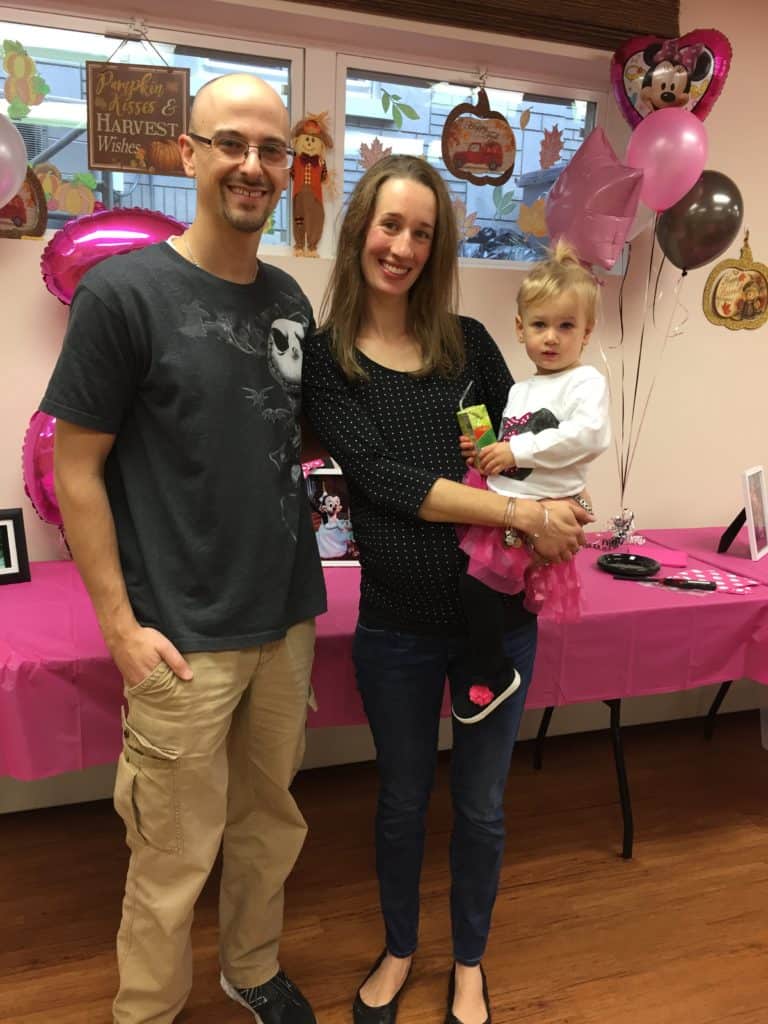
[702,231,768,332]
[441,88,516,187]
[0,167,47,238]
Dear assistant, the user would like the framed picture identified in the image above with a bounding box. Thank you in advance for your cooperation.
[0,508,31,584]
[304,465,359,567]
[742,467,768,561]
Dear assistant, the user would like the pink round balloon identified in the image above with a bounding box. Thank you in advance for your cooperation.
[545,128,643,269]
[625,108,708,212]
[40,206,185,305]
[22,411,62,527]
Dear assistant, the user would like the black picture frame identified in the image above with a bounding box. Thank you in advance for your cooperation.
[0,507,31,585]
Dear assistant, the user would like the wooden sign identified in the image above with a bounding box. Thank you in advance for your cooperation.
[86,61,189,176]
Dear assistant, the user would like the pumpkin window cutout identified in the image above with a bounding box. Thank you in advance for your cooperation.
[441,88,516,187]
[0,167,47,238]
[702,231,768,332]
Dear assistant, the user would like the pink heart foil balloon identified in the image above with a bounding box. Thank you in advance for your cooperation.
[22,410,62,527]
[545,128,643,270]
[611,29,732,129]
[40,206,185,305]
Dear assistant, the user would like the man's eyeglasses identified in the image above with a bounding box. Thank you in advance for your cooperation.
[188,131,295,169]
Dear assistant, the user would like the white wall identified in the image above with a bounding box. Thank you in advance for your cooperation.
[1,0,766,808]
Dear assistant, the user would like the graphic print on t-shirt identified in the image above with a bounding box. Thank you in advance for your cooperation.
[177,293,309,538]
[499,407,559,480]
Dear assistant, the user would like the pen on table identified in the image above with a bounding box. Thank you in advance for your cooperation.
[611,575,716,591]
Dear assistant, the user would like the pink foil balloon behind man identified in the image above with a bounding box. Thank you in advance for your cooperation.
[40,206,185,305]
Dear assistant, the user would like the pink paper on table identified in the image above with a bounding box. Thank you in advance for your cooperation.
[627,542,687,567]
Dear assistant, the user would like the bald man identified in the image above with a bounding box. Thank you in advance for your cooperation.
[41,74,326,1024]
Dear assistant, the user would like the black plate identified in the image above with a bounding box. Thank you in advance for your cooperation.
[596,553,661,578]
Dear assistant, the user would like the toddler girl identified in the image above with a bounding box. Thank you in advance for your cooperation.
[454,240,610,724]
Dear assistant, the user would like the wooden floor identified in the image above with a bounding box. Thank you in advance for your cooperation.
[1,711,767,1023]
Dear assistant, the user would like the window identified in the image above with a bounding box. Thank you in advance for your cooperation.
[341,57,599,263]
[0,20,300,245]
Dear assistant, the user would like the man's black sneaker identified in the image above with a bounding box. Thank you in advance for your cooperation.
[221,969,317,1024]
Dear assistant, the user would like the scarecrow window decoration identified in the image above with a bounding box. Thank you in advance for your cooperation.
[290,111,333,257]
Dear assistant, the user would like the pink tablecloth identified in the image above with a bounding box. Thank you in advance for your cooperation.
[3,533,768,781]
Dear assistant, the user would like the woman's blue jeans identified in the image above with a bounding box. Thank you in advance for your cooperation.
[353,615,537,965]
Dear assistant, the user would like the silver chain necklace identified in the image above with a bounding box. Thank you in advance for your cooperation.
[182,233,199,267]
[175,233,259,283]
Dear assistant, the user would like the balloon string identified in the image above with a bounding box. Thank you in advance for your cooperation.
[652,251,667,330]
[598,344,626,506]
[617,244,632,503]
[598,244,632,506]
[621,220,657,502]
[623,268,685,485]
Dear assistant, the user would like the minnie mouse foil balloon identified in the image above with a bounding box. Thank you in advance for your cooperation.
[611,29,732,128]
[22,411,62,527]
[40,206,185,305]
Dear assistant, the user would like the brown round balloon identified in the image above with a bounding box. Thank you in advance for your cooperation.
[655,170,743,271]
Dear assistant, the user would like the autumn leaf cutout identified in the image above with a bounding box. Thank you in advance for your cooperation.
[540,126,564,169]
[451,197,480,242]
[359,137,392,170]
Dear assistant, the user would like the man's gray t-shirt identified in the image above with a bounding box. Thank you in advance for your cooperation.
[42,241,326,651]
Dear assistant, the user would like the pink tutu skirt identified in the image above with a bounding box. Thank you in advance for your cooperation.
[457,469,582,622]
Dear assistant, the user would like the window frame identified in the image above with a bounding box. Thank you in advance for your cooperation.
[334,51,607,269]
[0,8,304,252]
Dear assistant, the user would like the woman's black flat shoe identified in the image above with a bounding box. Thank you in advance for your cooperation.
[352,950,413,1024]
[444,963,491,1024]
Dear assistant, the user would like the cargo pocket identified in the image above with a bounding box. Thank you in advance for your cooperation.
[115,709,182,854]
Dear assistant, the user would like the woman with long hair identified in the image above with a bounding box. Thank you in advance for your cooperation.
[303,155,590,1023]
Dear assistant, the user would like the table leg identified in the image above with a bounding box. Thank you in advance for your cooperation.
[533,706,555,770]
[704,681,732,740]
[604,698,634,859]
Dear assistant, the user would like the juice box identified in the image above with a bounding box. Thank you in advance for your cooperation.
[456,403,497,450]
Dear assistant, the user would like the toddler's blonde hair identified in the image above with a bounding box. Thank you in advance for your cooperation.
[517,239,599,325]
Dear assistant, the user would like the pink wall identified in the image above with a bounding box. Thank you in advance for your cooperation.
[614,0,768,529]
[0,0,765,561]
